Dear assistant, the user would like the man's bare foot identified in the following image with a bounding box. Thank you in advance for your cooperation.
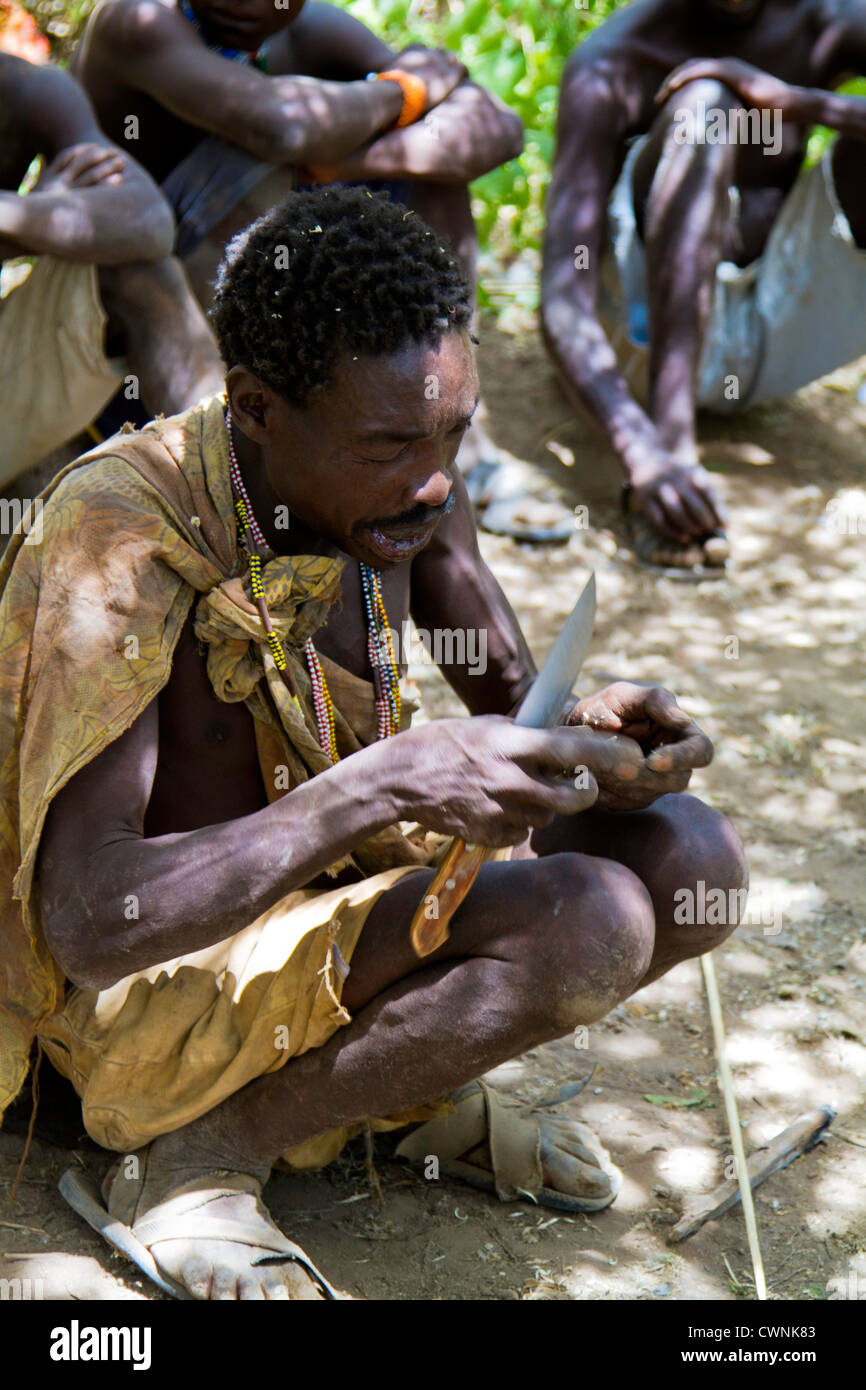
[105,1131,337,1300]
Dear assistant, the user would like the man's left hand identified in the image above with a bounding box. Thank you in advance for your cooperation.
[563,681,713,810]
[35,143,126,195]
[394,43,468,110]
[656,59,804,118]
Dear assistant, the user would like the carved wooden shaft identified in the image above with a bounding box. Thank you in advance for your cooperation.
[409,838,489,957]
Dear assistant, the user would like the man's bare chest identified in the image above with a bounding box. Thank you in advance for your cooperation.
[143,560,412,835]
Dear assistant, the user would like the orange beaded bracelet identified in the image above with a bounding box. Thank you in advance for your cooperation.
[371,69,428,129]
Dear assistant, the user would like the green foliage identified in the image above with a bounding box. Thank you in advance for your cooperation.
[806,76,866,164]
[21,0,93,60]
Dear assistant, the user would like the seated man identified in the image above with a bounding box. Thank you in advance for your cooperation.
[543,0,866,574]
[0,53,223,489]
[0,187,747,1301]
[72,0,572,541]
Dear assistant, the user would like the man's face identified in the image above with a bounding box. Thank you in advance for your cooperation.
[697,0,768,26]
[189,0,305,50]
[253,330,479,569]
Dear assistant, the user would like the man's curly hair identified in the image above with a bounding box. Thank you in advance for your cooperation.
[210,186,473,406]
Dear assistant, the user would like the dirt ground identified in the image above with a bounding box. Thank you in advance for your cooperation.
[2,328,865,1302]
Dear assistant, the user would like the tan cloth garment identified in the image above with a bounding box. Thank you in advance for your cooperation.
[0,393,446,1161]
[0,257,122,483]
[39,866,445,1165]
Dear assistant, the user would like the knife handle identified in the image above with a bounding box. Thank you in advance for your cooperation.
[410,838,489,957]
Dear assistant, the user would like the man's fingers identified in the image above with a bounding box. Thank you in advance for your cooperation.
[572,698,622,730]
[642,686,692,728]
[656,60,714,102]
[63,146,125,186]
[656,481,700,538]
[640,491,675,537]
[524,726,645,783]
[645,728,713,773]
[678,478,721,534]
[639,483,690,539]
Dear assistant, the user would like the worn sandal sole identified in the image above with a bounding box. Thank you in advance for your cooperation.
[60,1165,343,1301]
[59,1169,193,1300]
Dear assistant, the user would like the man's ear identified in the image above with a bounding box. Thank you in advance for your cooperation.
[226,366,282,443]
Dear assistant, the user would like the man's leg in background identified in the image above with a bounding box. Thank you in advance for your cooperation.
[99,256,224,416]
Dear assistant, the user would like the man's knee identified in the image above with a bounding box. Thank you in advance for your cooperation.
[650,78,744,179]
[521,854,656,1031]
[657,77,743,129]
[653,795,748,951]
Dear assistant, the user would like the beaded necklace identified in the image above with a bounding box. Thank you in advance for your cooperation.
[225,408,401,763]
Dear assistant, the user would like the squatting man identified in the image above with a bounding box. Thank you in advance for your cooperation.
[1,188,748,1300]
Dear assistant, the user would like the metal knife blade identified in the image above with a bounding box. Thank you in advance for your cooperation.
[514,571,596,729]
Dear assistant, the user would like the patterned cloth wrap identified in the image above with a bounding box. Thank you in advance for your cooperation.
[0,394,448,1164]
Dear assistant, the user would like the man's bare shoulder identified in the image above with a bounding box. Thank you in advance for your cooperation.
[558,0,706,137]
[566,0,677,69]
[84,0,200,61]
[0,55,103,158]
[1,52,86,117]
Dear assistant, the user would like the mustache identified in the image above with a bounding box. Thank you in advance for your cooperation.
[359,490,455,533]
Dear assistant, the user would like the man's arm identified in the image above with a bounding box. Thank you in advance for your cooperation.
[410,469,537,718]
[270,3,521,181]
[541,58,667,482]
[38,666,623,989]
[305,82,524,185]
[37,699,409,990]
[90,0,406,165]
[541,54,724,538]
[657,53,866,141]
[0,64,173,262]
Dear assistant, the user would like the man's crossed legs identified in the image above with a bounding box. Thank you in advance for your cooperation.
[108,791,746,1299]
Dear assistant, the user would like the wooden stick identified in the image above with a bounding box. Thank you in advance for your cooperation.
[668,1105,834,1243]
[700,952,767,1300]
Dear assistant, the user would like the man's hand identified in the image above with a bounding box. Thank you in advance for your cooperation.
[397,715,647,847]
[657,59,804,118]
[393,43,468,111]
[35,143,127,194]
[630,451,726,541]
[564,682,713,811]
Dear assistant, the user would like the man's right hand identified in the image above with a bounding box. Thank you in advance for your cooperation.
[393,44,468,112]
[36,143,127,194]
[629,453,725,541]
[396,716,646,848]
